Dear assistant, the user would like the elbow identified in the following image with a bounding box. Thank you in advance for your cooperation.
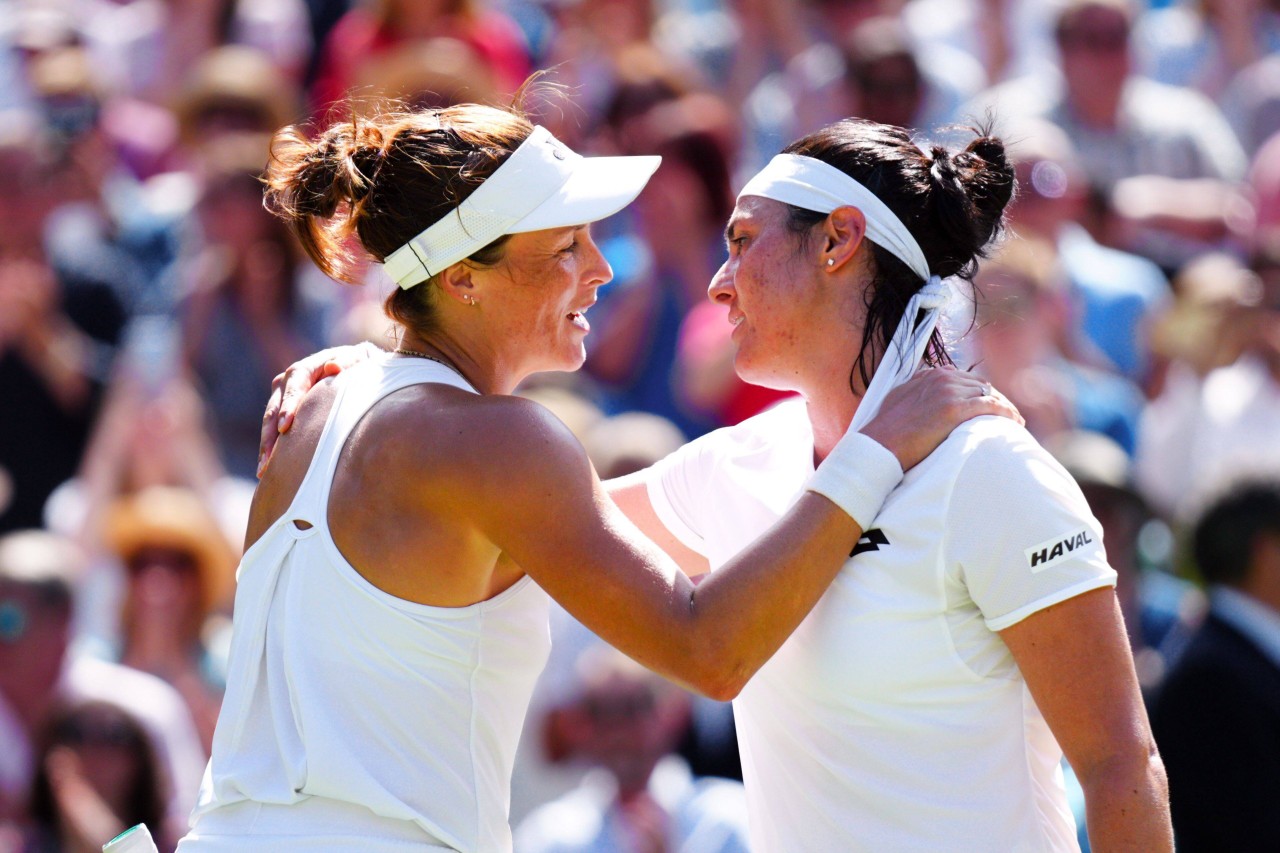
[697,671,747,702]
[1077,737,1168,798]
[679,650,750,701]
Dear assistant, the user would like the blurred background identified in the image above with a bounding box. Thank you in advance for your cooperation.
[1,0,1279,850]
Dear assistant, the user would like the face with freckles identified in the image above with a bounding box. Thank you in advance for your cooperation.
[709,196,841,390]
[477,223,612,377]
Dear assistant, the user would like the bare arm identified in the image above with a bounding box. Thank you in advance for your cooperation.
[1001,588,1173,852]
[469,369,1006,700]
[606,472,711,579]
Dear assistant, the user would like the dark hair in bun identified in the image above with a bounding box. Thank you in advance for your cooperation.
[782,119,1016,388]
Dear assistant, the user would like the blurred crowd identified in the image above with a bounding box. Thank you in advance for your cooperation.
[1,0,1279,850]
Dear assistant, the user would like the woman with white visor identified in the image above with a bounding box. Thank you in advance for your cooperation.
[178,105,1010,853]
[265,116,1173,851]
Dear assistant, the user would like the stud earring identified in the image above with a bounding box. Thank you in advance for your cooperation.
[826,259,835,267]
[463,294,475,305]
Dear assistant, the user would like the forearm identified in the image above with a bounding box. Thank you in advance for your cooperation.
[662,493,859,698]
[1081,750,1173,852]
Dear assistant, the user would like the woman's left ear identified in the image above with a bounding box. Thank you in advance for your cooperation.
[437,263,479,307]
[821,206,868,272]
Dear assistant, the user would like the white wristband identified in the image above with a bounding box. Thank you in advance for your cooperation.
[806,431,903,530]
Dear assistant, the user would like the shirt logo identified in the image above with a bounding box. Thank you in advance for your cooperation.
[850,529,889,557]
[1025,529,1095,572]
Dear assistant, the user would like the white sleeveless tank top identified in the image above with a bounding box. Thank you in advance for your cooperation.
[181,354,552,853]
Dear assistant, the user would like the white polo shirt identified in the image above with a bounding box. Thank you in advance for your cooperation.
[646,399,1115,852]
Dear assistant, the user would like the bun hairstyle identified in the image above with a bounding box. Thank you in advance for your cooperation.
[782,119,1015,388]
[264,104,534,336]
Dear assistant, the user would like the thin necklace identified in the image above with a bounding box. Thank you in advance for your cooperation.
[393,347,468,381]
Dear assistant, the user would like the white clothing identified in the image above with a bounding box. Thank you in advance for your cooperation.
[514,757,750,853]
[181,355,552,852]
[1136,357,1280,521]
[645,400,1115,852]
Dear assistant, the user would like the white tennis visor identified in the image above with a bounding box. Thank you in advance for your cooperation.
[382,125,661,289]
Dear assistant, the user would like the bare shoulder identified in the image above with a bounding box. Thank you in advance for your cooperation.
[348,389,591,512]
[246,376,342,547]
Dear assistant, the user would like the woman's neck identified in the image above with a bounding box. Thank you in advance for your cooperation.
[798,343,875,463]
[401,330,529,396]
[806,381,863,465]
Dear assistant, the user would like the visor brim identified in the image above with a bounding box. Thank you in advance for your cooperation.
[509,154,661,233]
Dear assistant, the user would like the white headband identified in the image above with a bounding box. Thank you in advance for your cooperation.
[738,154,931,281]
[738,152,947,430]
[382,125,659,289]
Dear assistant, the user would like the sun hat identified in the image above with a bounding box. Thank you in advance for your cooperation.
[103,487,238,615]
[383,125,661,289]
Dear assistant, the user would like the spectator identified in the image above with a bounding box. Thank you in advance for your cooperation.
[968,238,1146,454]
[902,0,1058,85]
[101,486,237,752]
[310,0,530,114]
[979,0,1248,269]
[840,15,979,135]
[1005,119,1171,391]
[1133,0,1280,98]
[31,46,181,312]
[728,0,981,174]
[347,36,500,112]
[1136,239,1280,521]
[26,699,174,853]
[0,530,204,840]
[1049,0,1246,189]
[0,113,106,535]
[76,0,312,104]
[588,88,744,435]
[1149,480,1280,852]
[178,133,335,477]
[515,647,749,853]
[171,45,304,168]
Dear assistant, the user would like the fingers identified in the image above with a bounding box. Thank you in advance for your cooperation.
[257,373,287,478]
[909,366,1022,426]
[985,384,1025,426]
[256,344,378,478]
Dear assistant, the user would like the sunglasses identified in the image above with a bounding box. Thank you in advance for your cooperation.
[56,717,143,749]
[583,692,657,724]
[1057,27,1129,54]
[126,547,199,576]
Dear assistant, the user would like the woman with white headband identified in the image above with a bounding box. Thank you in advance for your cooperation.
[175,105,1009,853]
[612,121,1172,852]
[262,115,1172,851]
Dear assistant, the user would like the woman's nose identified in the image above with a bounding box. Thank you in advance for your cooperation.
[708,260,734,304]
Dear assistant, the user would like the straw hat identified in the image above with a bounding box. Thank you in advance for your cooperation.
[103,487,238,614]
[172,46,301,146]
